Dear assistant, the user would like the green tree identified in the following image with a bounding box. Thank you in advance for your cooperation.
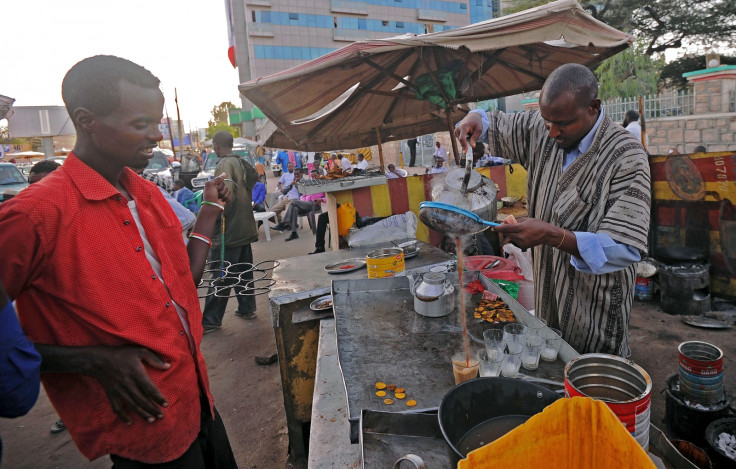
[206,101,239,139]
[660,55,736,90]
[595,45,663,100]
[504,0,736,56]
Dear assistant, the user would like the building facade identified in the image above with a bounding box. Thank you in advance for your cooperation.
[231,0,500,135]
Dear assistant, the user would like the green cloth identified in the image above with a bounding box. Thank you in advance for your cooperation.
[415,70,456,107]
[490,279,519,299]
[211,154,258,248]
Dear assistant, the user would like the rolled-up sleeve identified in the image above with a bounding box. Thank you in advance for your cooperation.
[571,232,642,274]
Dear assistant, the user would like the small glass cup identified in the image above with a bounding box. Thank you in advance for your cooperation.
[503,323,528,349]
[452,352,479,385]
[483,329,505,356]
[477,348,504,377]
[538,327,563,362]
[526,318,547,339]
[521,334,544,371]
[501,342,522,378]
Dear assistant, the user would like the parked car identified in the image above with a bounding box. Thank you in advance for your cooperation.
[0,162,29,202]
[145,148,174,183]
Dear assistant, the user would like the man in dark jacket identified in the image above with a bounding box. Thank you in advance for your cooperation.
[202,131,258,333]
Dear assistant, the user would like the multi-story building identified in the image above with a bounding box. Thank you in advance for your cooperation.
[230,0,501,136]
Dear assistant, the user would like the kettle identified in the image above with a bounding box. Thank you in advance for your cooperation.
[420,151,498,236]
[408,272,455,318]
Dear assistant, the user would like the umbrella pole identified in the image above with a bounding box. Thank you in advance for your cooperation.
[445,109,461,166]
[375,128,385,173]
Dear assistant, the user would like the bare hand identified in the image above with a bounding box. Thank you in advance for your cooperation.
[493,218,556,250]
[205,172,231,205]
[453,112,484,153]
[88,346,171,424]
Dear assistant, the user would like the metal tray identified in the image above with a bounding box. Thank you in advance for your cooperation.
[325,258,366,274]
[681,315,732,329]
[360,409,451,469]
[310,294,333,311]
[332,271,578,442]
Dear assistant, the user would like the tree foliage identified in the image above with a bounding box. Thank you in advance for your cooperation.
[504,0,736,56]
[206,101,239,139]
[660,55,736,90]
[595,46,663,100]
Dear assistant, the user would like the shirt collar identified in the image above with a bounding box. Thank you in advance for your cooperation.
[65,151,152,202]
[566,106,605,156]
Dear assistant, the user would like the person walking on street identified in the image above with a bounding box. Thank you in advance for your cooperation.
[407,137,417,167]
[0,55,237,467]
[455,63,650,357]
[202,131,258,332]
[433,140,447,164]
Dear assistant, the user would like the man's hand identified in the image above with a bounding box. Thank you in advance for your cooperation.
[87,346,171,425]
[204,172,231,205]
[35,344,171,425]
[454,112,484,153]
[493,218,557,250]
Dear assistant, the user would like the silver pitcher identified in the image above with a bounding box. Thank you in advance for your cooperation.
[408,272,455,318]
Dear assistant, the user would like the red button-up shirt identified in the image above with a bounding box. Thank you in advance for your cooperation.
[0,153,213,463]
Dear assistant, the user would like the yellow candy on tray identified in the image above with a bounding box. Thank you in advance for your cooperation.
[458,397,655,469]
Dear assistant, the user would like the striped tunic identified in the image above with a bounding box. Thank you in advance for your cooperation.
[484,110,651,356]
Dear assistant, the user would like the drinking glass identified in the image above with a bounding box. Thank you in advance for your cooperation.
[501,342,522,378]
[452,352,479,384]
[503,323,528,349]
[538,327,563,361]
[483,329,505,356]
[521,334,544,371]
[477,348,503,377]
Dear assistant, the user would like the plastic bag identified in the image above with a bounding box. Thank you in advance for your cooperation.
[347,211,418,247]
[502,243,535,310]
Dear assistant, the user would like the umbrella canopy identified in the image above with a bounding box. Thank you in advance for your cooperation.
[240,0,630,154]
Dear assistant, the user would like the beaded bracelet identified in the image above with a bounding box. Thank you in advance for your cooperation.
[201,201,225,212]
[556,229,566,249]
[188,232,212,247]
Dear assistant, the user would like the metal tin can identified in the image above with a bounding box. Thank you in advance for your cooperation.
[366,248,405,278]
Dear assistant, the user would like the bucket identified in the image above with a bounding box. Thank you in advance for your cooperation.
[678,341,725,405]
[564,353,652,449]
[366,248,405,278]
[635,276,654,301]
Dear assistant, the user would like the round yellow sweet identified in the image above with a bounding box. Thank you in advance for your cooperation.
[376,390,386,397]
[406,400,417,407]
[395,392,406,399]
[383,398,394,405]
[375,382,387,390]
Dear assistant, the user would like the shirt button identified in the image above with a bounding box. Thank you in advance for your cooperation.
[165,302,171,307]
[116,195,122,201]
[136,246,142,252]
[123,220,131,226]
[180,331,185,336]
[151,275,157,279]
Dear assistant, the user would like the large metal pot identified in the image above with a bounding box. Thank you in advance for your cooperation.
[438,377,560,463]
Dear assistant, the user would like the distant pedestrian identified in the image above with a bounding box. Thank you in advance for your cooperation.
[28,159,61,184]
[622,110,648,147]
[433,140,447,164]
[407,137,417,167]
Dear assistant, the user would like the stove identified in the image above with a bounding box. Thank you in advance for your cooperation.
[298,171,388,195]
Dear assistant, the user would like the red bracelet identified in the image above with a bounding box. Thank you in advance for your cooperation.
[188,232,212,247]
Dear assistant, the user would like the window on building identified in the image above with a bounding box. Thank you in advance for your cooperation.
[460,3,467,9]
[396,21,404,28]
[334,16,338,28]
[251,11,256,22]
[358,18,366,30]
[424,23,434,33]
[261,11,270,22]
[382,20,388,27]
[289,12,299,20]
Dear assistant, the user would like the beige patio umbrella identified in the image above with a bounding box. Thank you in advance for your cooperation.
[240,0,631,168]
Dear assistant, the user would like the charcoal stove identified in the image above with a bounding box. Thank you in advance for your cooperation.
[298,170,387,195]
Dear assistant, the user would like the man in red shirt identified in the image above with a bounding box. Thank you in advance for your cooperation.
[0,55,237,467]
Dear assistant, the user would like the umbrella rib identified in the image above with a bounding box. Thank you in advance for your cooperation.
[304,49,416,142]
[362,57,419,93]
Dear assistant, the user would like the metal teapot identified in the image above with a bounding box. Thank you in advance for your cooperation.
[420,151,498,236]
[408,272,455,317]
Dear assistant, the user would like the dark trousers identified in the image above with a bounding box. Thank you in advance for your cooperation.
[110,403,237,469]
[315,211,330,250]
[409,146,417,166]
[253,203,265,213]
[202,245,255,327]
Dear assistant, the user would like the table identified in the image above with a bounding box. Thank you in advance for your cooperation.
[269,241,454,461]
[254,210,277,241]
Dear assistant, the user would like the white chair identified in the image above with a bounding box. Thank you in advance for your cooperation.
[254,211,278,241]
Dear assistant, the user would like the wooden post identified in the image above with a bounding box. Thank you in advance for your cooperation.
[638,96,648,151]
[326,193,340,252]
[445,109,461,165]
[375,128,385,173]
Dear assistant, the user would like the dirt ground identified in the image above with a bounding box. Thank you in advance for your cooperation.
[1,166,734,467]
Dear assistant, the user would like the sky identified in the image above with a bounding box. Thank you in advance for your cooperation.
[2,0,242,131]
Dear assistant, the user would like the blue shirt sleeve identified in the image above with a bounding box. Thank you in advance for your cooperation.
[159,187,195,231]
[0,299,42,418]
[571,232,642,274]
[252,183,266,205]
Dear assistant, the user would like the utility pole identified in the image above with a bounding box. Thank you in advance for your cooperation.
[174,88,185,159]
[165,106,176,154]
